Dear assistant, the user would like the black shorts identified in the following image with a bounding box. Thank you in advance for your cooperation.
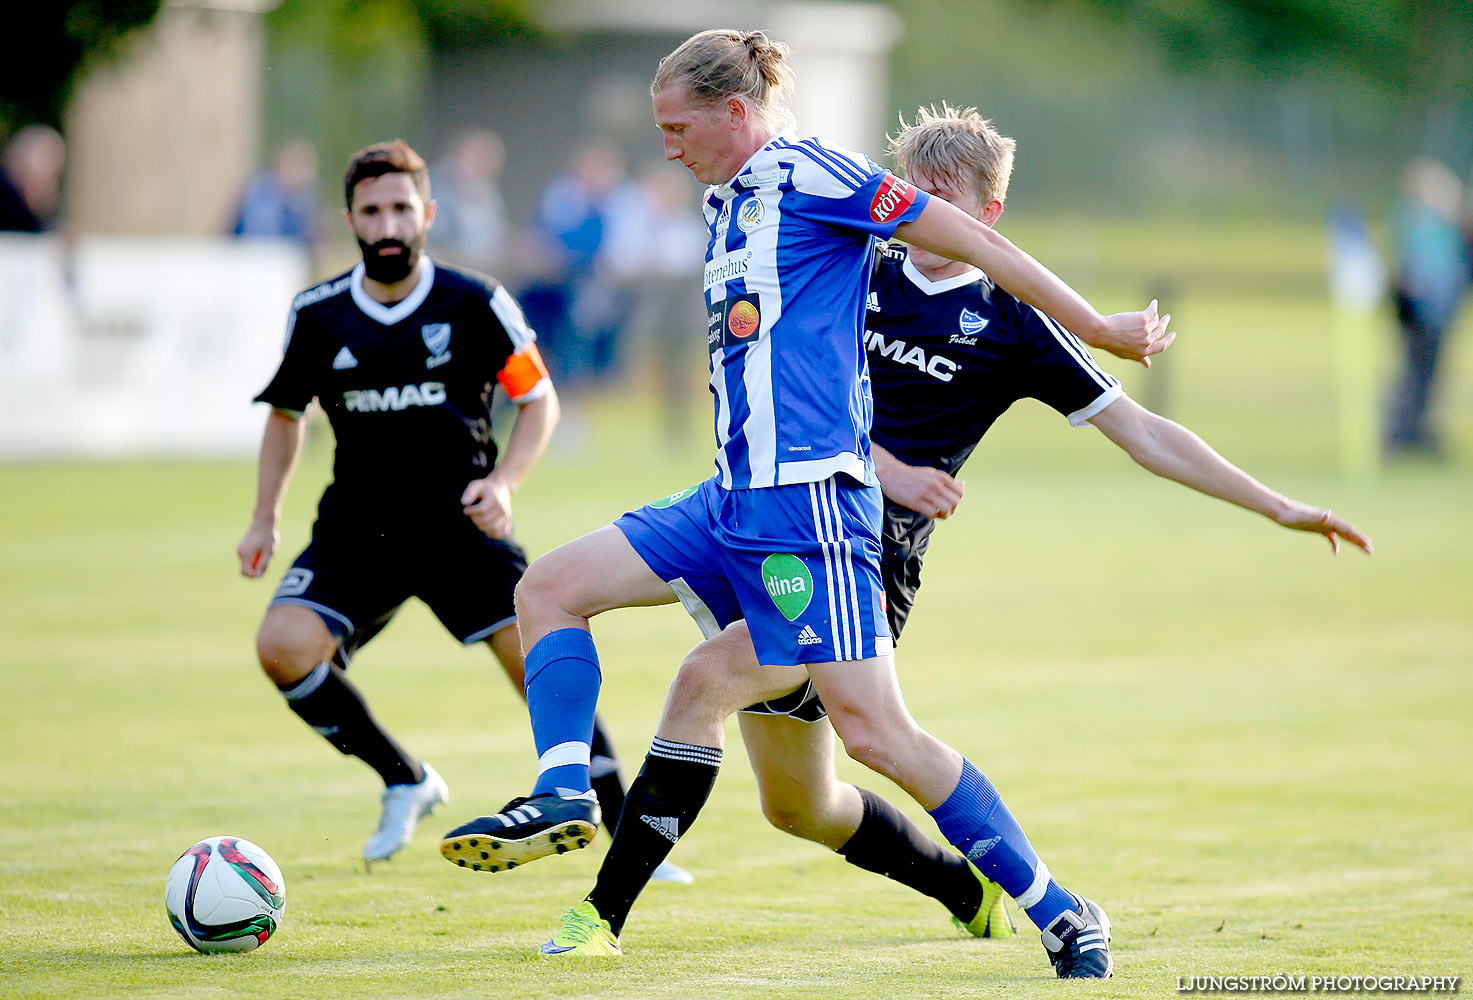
[881,500,937,643]
[739,501,937,722]
[269,509,528,659]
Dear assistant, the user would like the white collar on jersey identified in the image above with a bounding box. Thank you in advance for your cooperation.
[349,256,436,325]
[713,130,800,198]
[900,252,985,295]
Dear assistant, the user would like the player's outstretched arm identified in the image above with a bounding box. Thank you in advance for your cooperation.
[462,385,560,540]
[1088,396,1373,555]
[873,443,965,519]
[237,408,307,578]
[894,197,1174,366]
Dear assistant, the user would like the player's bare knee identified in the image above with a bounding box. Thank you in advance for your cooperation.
[828,713,905,781]
[255,620,323,686]
[513,557,572,619]
[668,644,731,709]
[758,792,821,838]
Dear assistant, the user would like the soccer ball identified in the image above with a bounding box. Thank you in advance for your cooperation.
[164,836,286,953]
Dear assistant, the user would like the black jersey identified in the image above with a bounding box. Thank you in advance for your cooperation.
[255,259,549,520]
[866,245,1122,476]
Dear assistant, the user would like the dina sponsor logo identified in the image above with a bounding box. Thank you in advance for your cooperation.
[762,553,813,621]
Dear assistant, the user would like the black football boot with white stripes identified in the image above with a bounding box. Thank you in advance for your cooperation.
[1040,896,1113,978]
[440,792,600,873]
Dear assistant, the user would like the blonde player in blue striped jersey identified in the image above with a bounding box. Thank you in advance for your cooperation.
[443,29,1173,975]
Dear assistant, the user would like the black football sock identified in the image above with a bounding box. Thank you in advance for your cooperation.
[586,737,721,936]
[278,661,424,787]
[589,714,627,835]
[838,787,983,922]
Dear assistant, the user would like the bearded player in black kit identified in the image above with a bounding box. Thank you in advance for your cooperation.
[236,141,689,880]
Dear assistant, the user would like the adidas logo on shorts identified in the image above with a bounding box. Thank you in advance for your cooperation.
[796,624,822,646]
[640,815,679,843]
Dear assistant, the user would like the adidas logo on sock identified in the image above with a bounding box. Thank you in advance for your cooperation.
[796,624,822,646]
[332,346,359,369]
[966,835,1002,861]
[640,814,680,843]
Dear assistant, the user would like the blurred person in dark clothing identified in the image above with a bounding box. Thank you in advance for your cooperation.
[0,125,65,232]
[1386,158,1468,458]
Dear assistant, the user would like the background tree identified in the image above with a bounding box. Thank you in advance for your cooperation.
[2,1,165,134]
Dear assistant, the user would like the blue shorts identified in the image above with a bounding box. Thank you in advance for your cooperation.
[615,476,893,667]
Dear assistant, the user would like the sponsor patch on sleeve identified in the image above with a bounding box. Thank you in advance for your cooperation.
[869,173,917,224]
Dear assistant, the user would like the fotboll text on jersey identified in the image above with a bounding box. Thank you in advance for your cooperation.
[343,382,447,412]
[865,331,959,381]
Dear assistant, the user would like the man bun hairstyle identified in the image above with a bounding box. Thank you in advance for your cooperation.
[343,139,429,209]
[888,103,1017,206]
[652,28,797,132]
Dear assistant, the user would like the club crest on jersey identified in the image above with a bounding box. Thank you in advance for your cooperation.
[421,323,451,368]
[708,293,763,350]
[736,198,764,233]
[869,174,917,224]
[959,308,989,336]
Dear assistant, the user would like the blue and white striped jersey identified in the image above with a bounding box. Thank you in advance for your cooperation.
[701,133,930,490]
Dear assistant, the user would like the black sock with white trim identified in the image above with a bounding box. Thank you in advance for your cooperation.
[837,787,982,922]
[278,661,423,787]
[586,737,721,936]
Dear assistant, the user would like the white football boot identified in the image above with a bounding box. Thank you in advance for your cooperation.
[364,763,449,863]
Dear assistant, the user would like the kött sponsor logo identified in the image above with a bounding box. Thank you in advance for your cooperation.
[869,174,917,224]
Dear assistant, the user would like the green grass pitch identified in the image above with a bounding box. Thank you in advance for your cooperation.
[2,221,1471,998]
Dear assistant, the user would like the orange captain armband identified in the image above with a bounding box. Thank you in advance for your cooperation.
[497,343,551,402]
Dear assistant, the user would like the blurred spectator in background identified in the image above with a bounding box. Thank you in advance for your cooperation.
[600,165,707,444]
[0,125,66,232]
[231,138,320,252]
[428,129,508,275]
[519,143,633,392]
[1386,158,1468,458]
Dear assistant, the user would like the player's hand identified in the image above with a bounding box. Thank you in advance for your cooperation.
[462,474,514,539]
[881,462,965,520]
[1275,503,1374,556]
[1091,299,1176,368]
[237,519,279,578]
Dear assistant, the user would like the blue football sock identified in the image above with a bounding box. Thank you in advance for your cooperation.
[524,628,602,797]
[928,758,1080,931]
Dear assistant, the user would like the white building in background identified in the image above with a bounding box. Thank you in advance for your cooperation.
[0,0,901,458]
